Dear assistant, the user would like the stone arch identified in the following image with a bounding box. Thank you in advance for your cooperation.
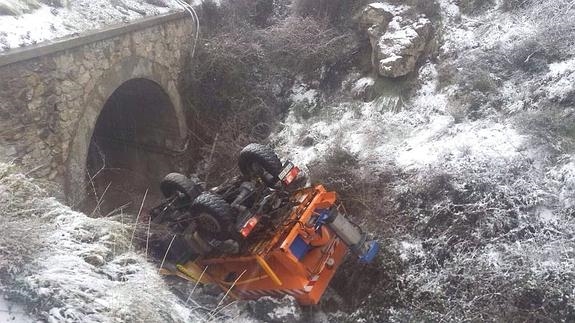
[65,56,188,211]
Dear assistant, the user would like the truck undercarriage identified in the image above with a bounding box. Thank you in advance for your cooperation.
[148,143,379,305]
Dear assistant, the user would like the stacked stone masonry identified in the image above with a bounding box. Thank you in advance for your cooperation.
[0,13,193,202]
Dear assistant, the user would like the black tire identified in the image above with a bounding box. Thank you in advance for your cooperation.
[238,143,282,179]
[190,192,234,240]
[160,173,202,200]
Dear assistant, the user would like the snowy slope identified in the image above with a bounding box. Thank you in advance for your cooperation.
[0,163,206,322]
[271,0,575,320]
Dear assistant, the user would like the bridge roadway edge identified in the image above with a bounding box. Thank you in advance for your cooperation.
[0,11,187,67]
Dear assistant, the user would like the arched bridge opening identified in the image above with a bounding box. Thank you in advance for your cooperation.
[84,78,185,215]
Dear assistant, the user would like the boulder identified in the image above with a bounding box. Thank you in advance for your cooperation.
[359,2,406,51]
[359,2,433,78]
[374,17,432,78]
[359,3,395,30]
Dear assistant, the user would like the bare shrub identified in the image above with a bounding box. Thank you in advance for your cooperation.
[262,17,355,73]
[529,1,575,60]
[499,0,531,11]
[514,108,575,154]
[443,55,504,120]
[456,0,496,14]
[442,0,575,120]
[410,0,441,19]
[508,38,557,73]
[437,60,457,89]
[339,147,570,321]
[292,0,364,25]
[187,4,356,182]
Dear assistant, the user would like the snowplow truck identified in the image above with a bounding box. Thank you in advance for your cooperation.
[149,143,379,305]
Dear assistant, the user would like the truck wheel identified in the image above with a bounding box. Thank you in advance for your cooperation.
[160,173,202,201]
[238,143,282,179]
[190,192,234,240]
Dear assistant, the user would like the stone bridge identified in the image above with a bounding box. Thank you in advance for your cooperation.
[0,12,195,212]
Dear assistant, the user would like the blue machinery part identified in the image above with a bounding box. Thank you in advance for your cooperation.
[358,240,379,264]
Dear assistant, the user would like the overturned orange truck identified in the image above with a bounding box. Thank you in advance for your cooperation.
[150,144,379,305]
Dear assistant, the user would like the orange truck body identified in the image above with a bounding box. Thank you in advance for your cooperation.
[165,184,349,305]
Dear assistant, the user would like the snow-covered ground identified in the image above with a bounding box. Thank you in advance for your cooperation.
[0,0,188,51]
[0,163,207,322]
[2,0,575,321]
[0,297,31,322]
[272,0,575,320]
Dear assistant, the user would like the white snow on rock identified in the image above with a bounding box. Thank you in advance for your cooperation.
[362,1,433,78]
[352,76,375,93]
[0,0,187,52]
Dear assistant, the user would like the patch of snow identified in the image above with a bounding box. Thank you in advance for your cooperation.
[290,83,318,107]
[0,0,188,52]
[352,76,375,93]
[548,58,575,77]
[546,72,575,102]
[484,247,501,267]
[438,0,461,20]
[0,296,32,322]
[396,119,525,171]
[399,240,424,262]
[276,64,526,178]
[537,207,557,224]
[271,302,300,321]
[439,5,534,56]
[191,0,221,6]
[367,2,409,15]
[412,63,447,112]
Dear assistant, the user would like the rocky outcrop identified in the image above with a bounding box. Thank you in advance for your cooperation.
[375,16,432,77]
[360,2,433,78]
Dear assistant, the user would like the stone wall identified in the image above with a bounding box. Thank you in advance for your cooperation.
[0,13,193,201]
